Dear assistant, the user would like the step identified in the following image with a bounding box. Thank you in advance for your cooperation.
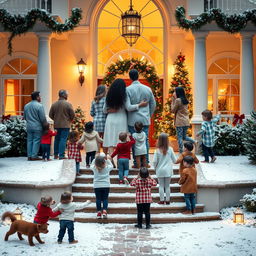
[74,202,203,214]
[72,212,221,223]
[80,168,180,176]
[75,174,180,184]
[72,192,185,203]
[72,183,181,193]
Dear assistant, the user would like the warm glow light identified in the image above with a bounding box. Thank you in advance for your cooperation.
[119,55,123,61]
[219,89,226,93]
[128,25,135,31]
[233,208,244,223]
[140,56,145,61]
[13,207,23,221]
[5,80,15,114]
[169,65,175,76]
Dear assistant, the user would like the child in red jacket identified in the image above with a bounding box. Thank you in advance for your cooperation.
[41,123,57,161]
[34,196,61,224]
[111,132,135,185]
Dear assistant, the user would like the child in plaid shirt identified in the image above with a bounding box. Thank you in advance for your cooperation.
[68,131,82,176]
[196,109,220,163]
[130,167,157,229]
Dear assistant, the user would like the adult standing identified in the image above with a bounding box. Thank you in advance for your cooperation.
[24,91,47,160]
[49,90,75,159]
[126,69,156,167]
[171,86,195,153]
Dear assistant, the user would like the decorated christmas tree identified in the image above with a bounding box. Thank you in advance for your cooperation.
[71,106,86,136]
[242,111,256,164]
[160,52,193,137]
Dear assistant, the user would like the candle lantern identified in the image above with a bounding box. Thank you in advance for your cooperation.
[233,208,244,223]
[13,207,23,221]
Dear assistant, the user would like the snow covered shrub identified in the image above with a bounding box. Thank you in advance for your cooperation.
[0,124,11,155]
[242,111,256,164]
[2,117,27,156]
[240,188,256,212]
[213,124,245,156]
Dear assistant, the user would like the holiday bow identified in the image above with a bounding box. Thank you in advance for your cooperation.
[233,114,245,126]
[1,114,11,123]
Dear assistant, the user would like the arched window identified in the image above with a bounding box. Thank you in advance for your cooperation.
[1,58,37,115]
[208,56,240,116]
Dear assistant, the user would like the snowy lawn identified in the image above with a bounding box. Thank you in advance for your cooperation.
[0,202,255,256]
[199,155,256,181]
[0,157,62,182]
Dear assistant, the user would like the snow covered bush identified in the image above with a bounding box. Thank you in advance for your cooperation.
[213,124,245,156]
[0,124,11,155]
[242,111,256,164]
[2,117,27,156]
[240,188,256,212]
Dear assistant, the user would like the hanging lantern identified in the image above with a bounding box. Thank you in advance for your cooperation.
[13,207,23,221]
[233,208,244,223]
[121,0,141,47]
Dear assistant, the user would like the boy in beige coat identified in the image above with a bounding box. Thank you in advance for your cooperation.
[178,155,197,215]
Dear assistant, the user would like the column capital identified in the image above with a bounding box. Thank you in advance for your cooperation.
[193,31,209,40]
[239,32,255,40]
[36,32,52,40]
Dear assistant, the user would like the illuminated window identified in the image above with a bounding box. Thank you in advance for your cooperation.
[1,58,37,115]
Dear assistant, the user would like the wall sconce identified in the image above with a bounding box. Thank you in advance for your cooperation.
[77,58,86,86]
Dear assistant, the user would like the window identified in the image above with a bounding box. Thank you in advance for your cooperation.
[1,58,37,115]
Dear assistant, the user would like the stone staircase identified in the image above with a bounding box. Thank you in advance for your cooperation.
[72,166,221,223]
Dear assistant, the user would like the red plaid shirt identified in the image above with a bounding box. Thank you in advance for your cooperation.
[130,177,157,204]
[67,142,82,162]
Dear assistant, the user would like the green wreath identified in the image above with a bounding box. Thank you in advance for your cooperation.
[102,58,163,138]
[175,6,256,33]
[0,8,82,55]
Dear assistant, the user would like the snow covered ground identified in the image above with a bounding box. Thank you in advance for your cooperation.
[199,156,256,182]
[0,202,255,256]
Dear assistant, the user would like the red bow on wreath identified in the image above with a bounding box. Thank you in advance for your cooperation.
[1,114,11,123]
[233,114,245,126]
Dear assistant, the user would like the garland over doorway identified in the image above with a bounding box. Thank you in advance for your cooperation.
[102,58,163,138]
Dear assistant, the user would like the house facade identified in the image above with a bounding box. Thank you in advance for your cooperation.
[0,0,255,135]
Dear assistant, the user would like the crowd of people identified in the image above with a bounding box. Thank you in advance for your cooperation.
[23,68,220,233]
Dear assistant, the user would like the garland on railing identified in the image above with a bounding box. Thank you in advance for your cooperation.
[0,7,82,54]
[175,6,256,33]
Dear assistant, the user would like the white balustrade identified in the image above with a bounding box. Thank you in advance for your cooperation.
[0,0,51,15]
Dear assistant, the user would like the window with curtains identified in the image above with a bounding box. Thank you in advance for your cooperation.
[1,58,37,115]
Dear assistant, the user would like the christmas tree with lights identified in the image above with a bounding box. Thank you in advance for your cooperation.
[160,52,193,137]
[71,106,86,136]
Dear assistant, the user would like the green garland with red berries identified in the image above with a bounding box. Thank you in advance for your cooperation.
[0,8,82,55]
[102,58,163,138]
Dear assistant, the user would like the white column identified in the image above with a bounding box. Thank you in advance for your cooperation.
[240,32,255,117]
[37,33,52,114]
[192,32,208,123]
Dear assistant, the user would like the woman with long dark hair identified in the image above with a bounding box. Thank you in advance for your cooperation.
[171,86,195,153]
[103,78,147,158]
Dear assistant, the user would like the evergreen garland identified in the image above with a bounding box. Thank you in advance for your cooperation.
[102,58,163,138]
[160,53,192,137]
[0,7,82,55]
[175,6,256,33]
[242,111,256,163]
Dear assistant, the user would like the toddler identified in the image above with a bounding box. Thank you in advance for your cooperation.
[34,196,61,224]
[153,133,176,205]
[68,131,82,176]
[78,121,103,168]
[130,167,157,229]
[178,156,197,215]
[197,109,220,163]
[111,132,135,185]
[90,153,113,219]
[176,142,199,175]
[41,123,57,161]
[53,191,90,244]
[132,122,147,169]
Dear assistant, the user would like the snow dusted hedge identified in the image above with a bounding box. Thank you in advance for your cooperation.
[0,124,11,155]
[240,188,256,212]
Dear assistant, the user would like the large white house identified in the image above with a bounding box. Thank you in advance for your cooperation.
[0,0,255,138]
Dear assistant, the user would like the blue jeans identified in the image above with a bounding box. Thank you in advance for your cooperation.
[118,158,129,180]
[94,187,109,211]
[202,144,215,162]
[54,128,69,158]
[76,162,80,174]
[128,125,149,165]
[176,126,195,153]
[184,193,196,211]
[58,220,74,242]
[41,144,50,160]
[27,130,42,158]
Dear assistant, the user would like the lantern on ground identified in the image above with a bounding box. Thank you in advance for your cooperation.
[233,208,244,223]
[13,207,23,221]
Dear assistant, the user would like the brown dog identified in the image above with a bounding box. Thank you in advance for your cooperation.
[2,211,49,246]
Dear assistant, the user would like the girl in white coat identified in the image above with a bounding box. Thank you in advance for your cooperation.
[153,133,177,205]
